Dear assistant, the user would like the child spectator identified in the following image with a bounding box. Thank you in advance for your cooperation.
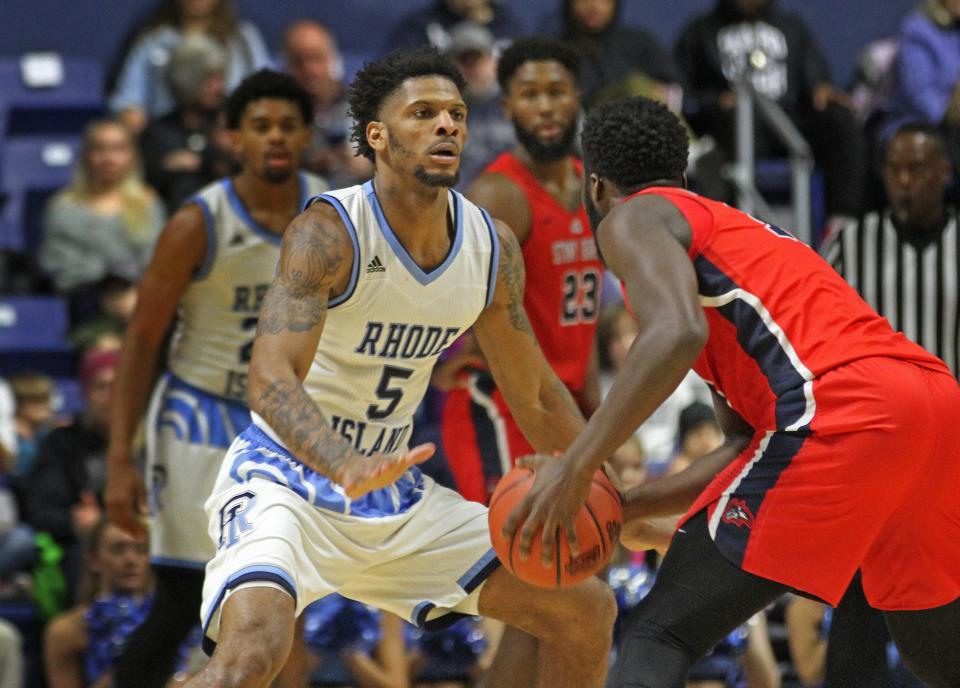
[44,518,199,687]
[10,372,55,478]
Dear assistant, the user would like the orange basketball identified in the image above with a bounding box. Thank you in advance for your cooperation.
[487,465,623,588]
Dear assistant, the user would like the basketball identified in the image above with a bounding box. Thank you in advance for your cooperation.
[487,465,623,588]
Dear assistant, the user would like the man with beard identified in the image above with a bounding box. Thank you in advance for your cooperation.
[437,37,602,505]
[104,70,327,688]
[183,47,615,688]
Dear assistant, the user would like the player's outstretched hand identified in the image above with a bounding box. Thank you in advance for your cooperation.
[339,443,436,499]
[503,453,592,566]
[104,462,147,537]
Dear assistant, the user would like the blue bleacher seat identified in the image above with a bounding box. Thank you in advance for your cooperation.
[0,296,74,376]
[51,376,84,417]
[0,136,79,194]
[0,137,80,253]
[0,296,68,350]
[0,55,104,137]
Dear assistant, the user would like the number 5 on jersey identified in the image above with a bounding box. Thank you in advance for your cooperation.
[367,365,413,420]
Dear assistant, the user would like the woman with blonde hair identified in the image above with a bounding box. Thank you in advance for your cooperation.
[40,119,165,300]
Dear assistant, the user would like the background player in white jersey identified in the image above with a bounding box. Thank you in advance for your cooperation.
[186,48,616,688]
[104,70,327,688]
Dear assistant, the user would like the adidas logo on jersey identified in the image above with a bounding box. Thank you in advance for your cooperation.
[366,255,386,273]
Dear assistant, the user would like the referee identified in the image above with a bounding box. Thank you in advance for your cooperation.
[823,122,958,378]
[820,121,959,687]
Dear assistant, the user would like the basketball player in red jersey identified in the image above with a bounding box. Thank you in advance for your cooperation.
[438,37,602,504]
[506,96,960,687]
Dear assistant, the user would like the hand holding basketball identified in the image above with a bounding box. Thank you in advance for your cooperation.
[490,456,622,588]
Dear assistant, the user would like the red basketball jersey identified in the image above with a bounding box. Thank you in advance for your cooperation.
[486,153,603,393]
[630,187,949,434]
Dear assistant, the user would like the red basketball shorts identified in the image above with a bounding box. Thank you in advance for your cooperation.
[441,374,535,505]
[683,356,960,610]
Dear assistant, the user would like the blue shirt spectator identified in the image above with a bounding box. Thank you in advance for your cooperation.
[109,0,272,133]
[884,1,960,141]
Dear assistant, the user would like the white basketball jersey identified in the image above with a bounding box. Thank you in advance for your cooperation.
[168,173,329,400]
[253,179,500,455]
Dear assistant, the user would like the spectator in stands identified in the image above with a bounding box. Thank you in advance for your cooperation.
[39,119,165,310]
[302,594,409,687]
[0,380,15,467]
[44,518,189,688]
[23,348,118,601]
[0,461,35,585]
[560,0,682,110]
[444,22,515,187]
[283,19,371,186]
[0,375,33,593]
[820,121,954,688]
[675,0,866,220]
[665,401,725,476]
[783,595,828,688]
[69,273,138,353]
[0,619,22,688]
[386,0,525,54]
[109,0,271,134]
[823,123,958,376]
[140,33,227,214]
[10,372,54,478]
[597,303,712,474]
[885,0,960,168]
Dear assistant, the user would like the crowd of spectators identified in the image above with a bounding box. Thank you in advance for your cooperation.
[0,0,956,686]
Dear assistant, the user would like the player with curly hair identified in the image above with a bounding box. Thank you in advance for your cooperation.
[184,47,615,688]
[505,96,960,688]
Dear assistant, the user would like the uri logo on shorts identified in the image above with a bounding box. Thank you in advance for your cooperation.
[219,491,257,549]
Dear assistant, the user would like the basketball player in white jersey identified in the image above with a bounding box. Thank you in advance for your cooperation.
[104,70,327,688]
[185,48,616,688]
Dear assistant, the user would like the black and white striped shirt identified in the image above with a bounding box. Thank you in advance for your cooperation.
[821,209,959,377]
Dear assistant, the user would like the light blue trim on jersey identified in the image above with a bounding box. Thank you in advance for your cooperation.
[202,564,297,639]
[191,195,217,281]
[479,207,500,308]
[362,179,464,285]
[456,548,499,591]
[151,556,207,570]
[224,178,283,246]
[156,374,251,449]
[298,172,308,212]
[314,193,361,308]
[227,423,426,517]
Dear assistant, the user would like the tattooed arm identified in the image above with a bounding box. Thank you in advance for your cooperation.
[248,202,433,495]
[472,220,585,454]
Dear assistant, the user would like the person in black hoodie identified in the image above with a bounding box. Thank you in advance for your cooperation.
[24,348,118,603]
[386,0,526,54]
[561,0,681,110]
[676,0,865,220]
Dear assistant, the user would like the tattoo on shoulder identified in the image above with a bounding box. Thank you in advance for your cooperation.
[257,213,347,335]
[499,230,533,334]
